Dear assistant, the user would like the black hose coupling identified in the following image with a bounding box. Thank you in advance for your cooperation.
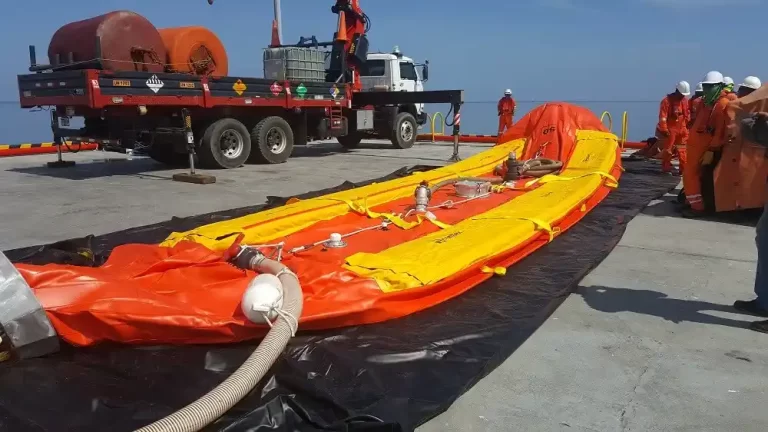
[232,247,266,271]
[503,152,524,182]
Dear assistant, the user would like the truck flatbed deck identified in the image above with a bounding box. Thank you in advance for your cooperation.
[18,69,350,110]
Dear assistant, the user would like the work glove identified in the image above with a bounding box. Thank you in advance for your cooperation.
[701,151,714,166]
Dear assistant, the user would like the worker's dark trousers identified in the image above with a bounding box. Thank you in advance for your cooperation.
[756,200,768,308]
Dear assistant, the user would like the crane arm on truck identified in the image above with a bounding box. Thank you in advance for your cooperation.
[206,0,369,92]
[328,0,369,93]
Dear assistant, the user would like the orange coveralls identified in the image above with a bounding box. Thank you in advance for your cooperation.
[656,93,690,174]
[689,97,703,127]
[683,91,730,211]
[498,96,516,134]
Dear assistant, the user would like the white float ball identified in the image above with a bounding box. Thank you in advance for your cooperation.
[241,273,284,324]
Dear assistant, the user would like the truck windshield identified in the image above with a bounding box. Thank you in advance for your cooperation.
[399,62,418,81]
[361,60,385,77]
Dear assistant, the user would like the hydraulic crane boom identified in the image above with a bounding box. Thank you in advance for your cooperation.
[206,0,369,92]
[328,0,369,92]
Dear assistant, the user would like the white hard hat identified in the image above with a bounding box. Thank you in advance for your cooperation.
[724,76,734,85]
[676,81,691,96]
[695,82,703,92]
[740,76,762,90]
[702,71,724,84]
[504,89,512,95]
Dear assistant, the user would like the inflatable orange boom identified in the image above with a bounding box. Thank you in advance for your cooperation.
[17,103,623,347]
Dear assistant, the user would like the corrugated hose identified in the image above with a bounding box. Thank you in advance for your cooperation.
[134,252,303,432]
[520,158,563,177]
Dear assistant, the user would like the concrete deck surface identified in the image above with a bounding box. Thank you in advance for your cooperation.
[0,140,478,250]
[1,143,766,431]
[419,190,768,431]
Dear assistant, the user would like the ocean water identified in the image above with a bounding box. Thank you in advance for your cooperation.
[0,100,658,145]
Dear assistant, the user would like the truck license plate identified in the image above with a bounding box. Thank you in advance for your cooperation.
[113,80,131,87]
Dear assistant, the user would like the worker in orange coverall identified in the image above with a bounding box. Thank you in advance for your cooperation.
[681,71,731,217]
[656,81,691,175]
[497,89,516,134]
[689,82,704,128]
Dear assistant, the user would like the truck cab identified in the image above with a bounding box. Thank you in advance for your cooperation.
[360,47,429,126]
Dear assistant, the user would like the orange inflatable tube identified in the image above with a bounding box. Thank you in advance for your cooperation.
[15,103,622,347]
[158,26,229,76]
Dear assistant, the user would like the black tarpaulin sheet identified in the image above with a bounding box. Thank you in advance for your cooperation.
[0,161,679,432]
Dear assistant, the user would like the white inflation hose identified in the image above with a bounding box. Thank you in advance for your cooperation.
[135,250,303,432]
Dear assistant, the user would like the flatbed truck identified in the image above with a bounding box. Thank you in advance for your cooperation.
[17,1,465,171]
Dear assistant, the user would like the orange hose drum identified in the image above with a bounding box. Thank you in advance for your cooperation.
[48,11,166,73]
[158,26,229,77]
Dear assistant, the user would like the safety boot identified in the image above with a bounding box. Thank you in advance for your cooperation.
[733,300,768,318]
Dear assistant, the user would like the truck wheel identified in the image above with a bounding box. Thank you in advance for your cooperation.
[391,112,417,149]
[198,118,252,169]
[337,132,363,149]
[250,116,295,164]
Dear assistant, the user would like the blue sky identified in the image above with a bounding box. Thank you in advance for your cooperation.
[0,0,766,103]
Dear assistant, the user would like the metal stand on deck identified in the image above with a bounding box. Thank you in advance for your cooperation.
[172,109,216,184]
[448,102,462,162]
[46,111,75,168]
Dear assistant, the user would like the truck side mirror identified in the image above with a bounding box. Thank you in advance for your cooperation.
[422,61,429,81]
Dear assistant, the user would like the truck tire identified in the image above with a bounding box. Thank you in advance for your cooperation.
[391,112,417,149]
[337,132,363,149]
[249,116,295,164]
[198,118,252,169]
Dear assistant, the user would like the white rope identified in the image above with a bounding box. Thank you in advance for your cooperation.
[252,280,299,337]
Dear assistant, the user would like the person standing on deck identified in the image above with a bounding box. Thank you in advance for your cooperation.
[656,81,691,175]
[733,112,768,332]
[689,82,705,127]
[737,76,762,98]
[681,71,730,217]
[497,89,516,135]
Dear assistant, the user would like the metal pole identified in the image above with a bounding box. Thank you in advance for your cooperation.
[171,108,216,184]
[274,0,283,44]
[46,110,75,167]
[182,108,196,175]
[51,111,63,163]
[449,103,462,162]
